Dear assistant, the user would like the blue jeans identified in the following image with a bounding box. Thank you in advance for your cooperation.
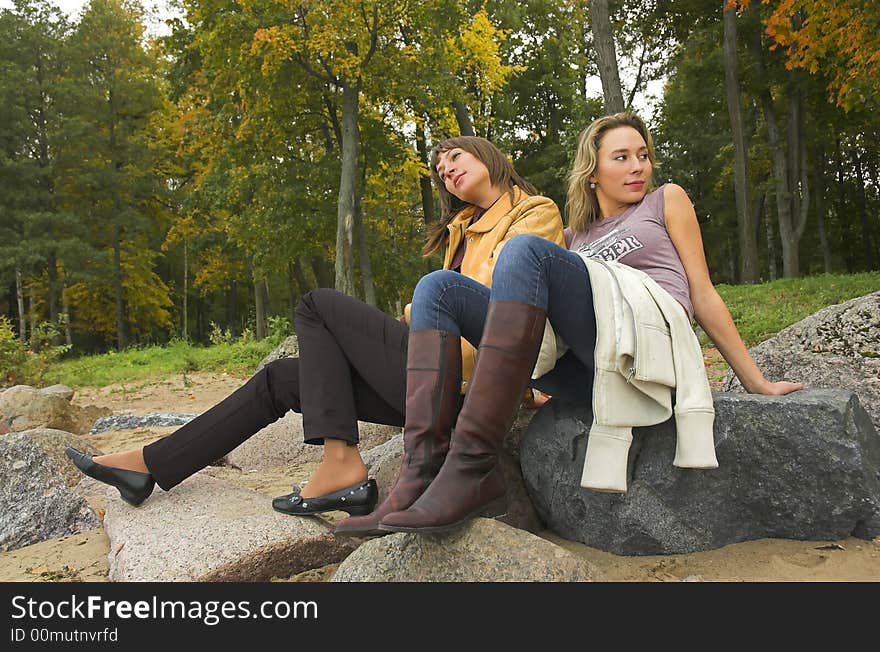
[409,234,597,404]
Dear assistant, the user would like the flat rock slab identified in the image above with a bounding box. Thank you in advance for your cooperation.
[723,291,880,432]
[103,473,358,581]
[225,410,400,471]
[0,432,100,552]
[331,518,595,582]
[521,389,880,555]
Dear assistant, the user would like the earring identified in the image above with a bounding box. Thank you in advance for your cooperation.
[589,182,597,189]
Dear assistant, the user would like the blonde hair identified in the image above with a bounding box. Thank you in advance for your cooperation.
[423,136,537,256]
[566,112,658,232]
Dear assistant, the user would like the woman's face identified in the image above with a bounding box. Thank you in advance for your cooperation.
[435,147,493,205]
[590,126,652,215]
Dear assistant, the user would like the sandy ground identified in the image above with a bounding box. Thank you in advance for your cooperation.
[3,364,879,583]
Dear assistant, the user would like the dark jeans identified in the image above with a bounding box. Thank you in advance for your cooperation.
[409,234,598,405]
[143,289,408,491]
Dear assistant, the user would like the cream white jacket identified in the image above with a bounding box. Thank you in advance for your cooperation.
[533,257,718,490]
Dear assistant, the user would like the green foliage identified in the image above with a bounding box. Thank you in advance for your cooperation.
[43,337,281,389]
[266,315,291,341]
[714,272,880,346]
[208,321,234,346]
[0,316,71,387]
[0,317,29,384]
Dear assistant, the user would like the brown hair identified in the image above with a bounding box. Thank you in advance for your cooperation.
[422,136,538,256]
[566,112,658,232]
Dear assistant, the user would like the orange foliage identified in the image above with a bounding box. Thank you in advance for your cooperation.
[759,0,878,110]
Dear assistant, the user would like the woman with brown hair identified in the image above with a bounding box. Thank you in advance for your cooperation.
[65,136,564,536]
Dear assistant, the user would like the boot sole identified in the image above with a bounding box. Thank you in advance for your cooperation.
[273,504,375,517]
[376,496,508,534]
[333,527,387,538]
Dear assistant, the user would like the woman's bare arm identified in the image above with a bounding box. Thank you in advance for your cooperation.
[663,183,804,395]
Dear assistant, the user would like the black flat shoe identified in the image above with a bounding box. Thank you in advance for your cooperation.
[64,447,155,507]
[272,479,378,517]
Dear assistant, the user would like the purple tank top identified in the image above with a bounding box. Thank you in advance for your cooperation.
[565,184,694,320]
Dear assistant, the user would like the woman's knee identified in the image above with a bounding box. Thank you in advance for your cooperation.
[495,234,549,274]
[262,357,301,415]
[412,270,460,307]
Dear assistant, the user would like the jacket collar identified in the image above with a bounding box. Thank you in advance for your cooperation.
[446,186,525,234]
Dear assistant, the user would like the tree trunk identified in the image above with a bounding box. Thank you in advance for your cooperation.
[765,204,778,281]
[355,189,376,306]
[454,101,475,136]
[589,0,625,114]
[751,190,765,246]
[28,292,35,351]
[61,281,72,347]
[196,294,203,342]
[264,277,272,317]
[287,262,300,327]
[853,149,876,270]
[293,259,310,295]
[811,147,832,273]
[113,224,126,350]
[312,257,335,288]
[47,250,59,330]
[252,260,266,341]
[182,240,188,341]
[749,29,798,277]
[227,280,238,338]
[723,5,759,283]
[335,81,359,296]
[836,138,854,272]
[15,268,25,343]
[788,86,810,246]
[416,121,436,224]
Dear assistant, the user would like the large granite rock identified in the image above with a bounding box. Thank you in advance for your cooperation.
[0,432,101,551]
[521,390,880,555]
[331,518,595,582]
[100,472,358,581]
[0,384,110,435]
[256,335,299,372]
[90,413,196,434]
[723,291,880,431]
[361,433,404,504]
[225,411,400,471]
[18,428,102,489]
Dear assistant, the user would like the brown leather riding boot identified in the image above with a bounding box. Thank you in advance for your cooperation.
[378,301,547,534]
[334,330,462,537]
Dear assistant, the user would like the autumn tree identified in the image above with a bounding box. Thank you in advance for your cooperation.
[0,0,76,343]
[56,0,173,348]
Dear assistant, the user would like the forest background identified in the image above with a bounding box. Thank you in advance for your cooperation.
[1,0,878,367]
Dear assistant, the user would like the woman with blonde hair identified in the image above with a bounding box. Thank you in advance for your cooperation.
[66,136,565,537]
[375,112,804,534]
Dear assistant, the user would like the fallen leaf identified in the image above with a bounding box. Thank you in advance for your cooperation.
[815,544,845,551]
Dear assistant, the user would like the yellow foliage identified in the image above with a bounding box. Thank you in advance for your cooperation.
[66,246,174,344]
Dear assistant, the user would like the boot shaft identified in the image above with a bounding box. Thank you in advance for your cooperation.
[452,301,547,455]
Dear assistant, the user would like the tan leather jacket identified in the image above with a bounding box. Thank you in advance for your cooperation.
[406,186,565,392]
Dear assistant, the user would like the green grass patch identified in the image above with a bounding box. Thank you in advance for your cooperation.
[714,272,880,347]
[43,337,282,389]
